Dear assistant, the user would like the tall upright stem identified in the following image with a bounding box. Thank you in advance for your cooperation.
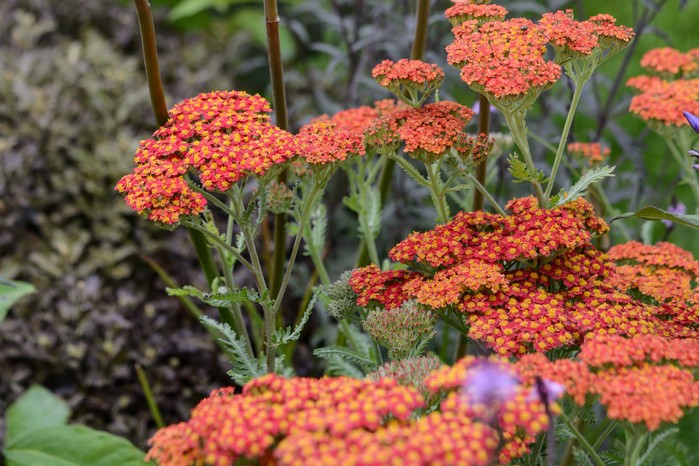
[264,0,290,300]
[503,110,546,206]
[455,93,491,361]
[471,94,491,212]
[357,0,430,266]
[133,0,237,332]
[544,73,588,199]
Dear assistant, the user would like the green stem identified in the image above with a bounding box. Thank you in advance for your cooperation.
[625,427,648,466]
[560,412,606,466]
[544,72,589,200]
[393,154,431,187]
[502,110,546,206]
[465,173,507,216]
[135,364,164,429]
[426,163,449,223]
[304,223,332,286]
[264,0,290,300]
[356,0,430,266]
[184,221,255,273]
[266,177,326,371]
[217,245,254,357]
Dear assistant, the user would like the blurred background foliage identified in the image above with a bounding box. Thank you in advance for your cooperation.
[0,0,697,449]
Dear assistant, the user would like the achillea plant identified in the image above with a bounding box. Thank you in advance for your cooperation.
[517,335,699,431]
[147,361,557,466]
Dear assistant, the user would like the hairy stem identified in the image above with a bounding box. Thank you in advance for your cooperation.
[503,110,546,206]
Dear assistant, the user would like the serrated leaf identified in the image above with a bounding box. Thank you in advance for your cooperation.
[637,427,680,466]
[201,316,261,385]
[507,153,547,184]
[0,278,35,324]
[314,346,375,367]
[272,288,320,346]
[325,355,365,378]
[3,425,151,466]
[552,165,615,207]
[167,285,269,308]
[611,206,699,230]
[5,386,70,448]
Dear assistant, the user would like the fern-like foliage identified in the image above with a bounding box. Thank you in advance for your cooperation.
[314,321,378,377]
[167,284,272,308]
[201,316,262,385]
[551,165,615,207]
[508,153,548,184]
[272,288,320,346]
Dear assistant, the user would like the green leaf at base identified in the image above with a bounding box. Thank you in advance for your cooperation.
[611,206,699,230]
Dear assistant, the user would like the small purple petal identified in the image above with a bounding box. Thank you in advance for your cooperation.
[684,111,699,133]
[463,361,519,406]
[664,202,687,227]
[689,149,699,158]
[693,163,699,171]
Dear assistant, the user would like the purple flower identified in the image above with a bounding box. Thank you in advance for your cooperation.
[684,111,699,133]
[529,378,565,405]
[463,360,519,406]
[472,100,498,115]
[663,202,687,228]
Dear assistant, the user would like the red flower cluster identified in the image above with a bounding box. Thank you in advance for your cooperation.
[517,334,699,430]
[567,142,611,165]
[116,91,296,224]
[446,17,561,99]
[371,59,444,92]
[350,197,699,356]
[147,367,553,466]
[608,241,699,337]
[444,3,508,27]
[445,7,631,101]
[628,47,699,127]
[640,47,699,78]
[295,120,365,165]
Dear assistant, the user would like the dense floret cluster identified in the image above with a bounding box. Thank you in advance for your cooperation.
[147,363,554,466]
[116,91,296,223]
[627,47,699,127]
[350,198,699,356]
[517,335,699,430]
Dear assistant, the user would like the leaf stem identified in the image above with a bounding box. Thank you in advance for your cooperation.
[559,411,606,466]
[135,364,164,429]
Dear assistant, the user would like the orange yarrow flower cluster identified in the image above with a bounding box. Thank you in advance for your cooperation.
[567,142,611,165]
[350,197,699,356]
[517,334,699,430]
[628,47,699,128]
[608,241,699,337]
[446,18,561,100]
[148,367,553,466]
[371,59,444,107]
[116,90,295,224]
[444,3,508,27]
[295,120,365,165]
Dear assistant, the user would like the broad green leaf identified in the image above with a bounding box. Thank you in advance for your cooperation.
[5,385,70,447]
[0,279,35,324]
[4,425,151,466]
[611,206,699,230]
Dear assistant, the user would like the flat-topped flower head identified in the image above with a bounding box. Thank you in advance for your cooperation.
[584,14,634,55]
[628,78,699,129]
[446,18,561,104]
[116,90,296,224]
[392,101,474,162]
[295,119,365,166]
[539,10,598,62]
[567,141,611,166]
[372,59,444,107]
[640,47,699,79]
[444,3,507,27]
